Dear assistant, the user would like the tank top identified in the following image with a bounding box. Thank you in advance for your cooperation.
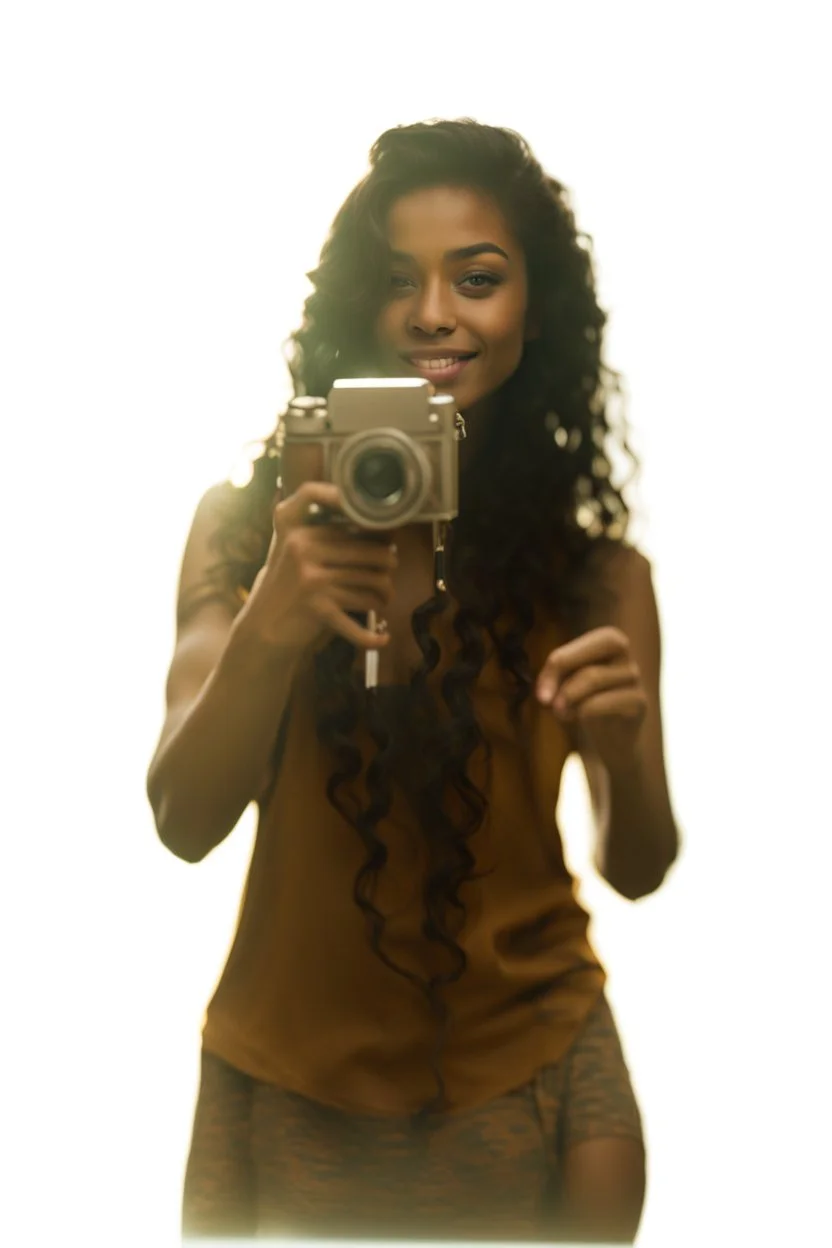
[201,602,606,1117]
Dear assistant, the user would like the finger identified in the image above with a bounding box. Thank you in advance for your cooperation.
[295,561,394,608]
[313,597,391,650]
[314,537,399,572]
[329,576,394,611]
[536,627,631,702]
[572,688,648,724]
[553,661,640,716]
[329,584,391,614]
[274,481,345,534]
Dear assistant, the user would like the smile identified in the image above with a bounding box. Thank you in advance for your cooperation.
[403,354,478,384]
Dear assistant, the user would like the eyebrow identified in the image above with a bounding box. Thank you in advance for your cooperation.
[389,242,510,263]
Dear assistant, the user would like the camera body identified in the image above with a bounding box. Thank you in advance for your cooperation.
[282,378,460,529]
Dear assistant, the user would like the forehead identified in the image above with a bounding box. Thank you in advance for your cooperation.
[384,184,518,256]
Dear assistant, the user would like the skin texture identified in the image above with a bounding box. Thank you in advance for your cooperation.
[375,184,538,429]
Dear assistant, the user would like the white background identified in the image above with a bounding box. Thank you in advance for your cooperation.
[2,3,830,1245]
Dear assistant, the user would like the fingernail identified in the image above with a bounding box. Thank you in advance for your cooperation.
[537,680,555,703]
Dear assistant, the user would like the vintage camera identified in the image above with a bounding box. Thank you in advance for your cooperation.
[282,378,461,529]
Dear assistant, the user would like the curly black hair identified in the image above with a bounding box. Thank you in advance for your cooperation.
[193,119,638,1120]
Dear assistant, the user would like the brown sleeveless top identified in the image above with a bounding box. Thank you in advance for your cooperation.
[201,604,605,1117]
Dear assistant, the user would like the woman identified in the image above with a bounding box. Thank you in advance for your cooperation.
[147,119,680,1243]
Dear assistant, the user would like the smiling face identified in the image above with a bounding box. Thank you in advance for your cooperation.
[374,185,534,416]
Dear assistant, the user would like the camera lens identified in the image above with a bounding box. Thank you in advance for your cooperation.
[352,449,405,504]
[336,427,432,528]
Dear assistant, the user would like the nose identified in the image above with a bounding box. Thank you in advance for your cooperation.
[407,276,456,338]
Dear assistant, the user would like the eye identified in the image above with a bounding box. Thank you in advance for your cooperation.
[459,271,502,292]
[388,271,502,296]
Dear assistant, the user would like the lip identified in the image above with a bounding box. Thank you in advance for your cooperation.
[401,352,478,385]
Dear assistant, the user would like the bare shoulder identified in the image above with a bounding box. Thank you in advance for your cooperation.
[182,482,239,573]
[574,537,654,632]
[155,483,245,740]
[176,482,245,626]
[585,535,652,584]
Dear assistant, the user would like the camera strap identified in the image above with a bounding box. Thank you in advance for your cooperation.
[432,520,449,594]
[428,410,464,594]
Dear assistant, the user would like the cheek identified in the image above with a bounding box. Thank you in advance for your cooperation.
[487,285,528,338]
[487,302,529,369]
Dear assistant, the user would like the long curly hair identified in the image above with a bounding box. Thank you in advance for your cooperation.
[193,119,639,1119]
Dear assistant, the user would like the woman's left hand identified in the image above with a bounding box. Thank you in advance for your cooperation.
[535,626,648,771]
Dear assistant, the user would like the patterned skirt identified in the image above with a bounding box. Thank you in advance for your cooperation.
[182,992,642,1241]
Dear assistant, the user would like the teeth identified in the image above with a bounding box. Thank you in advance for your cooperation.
[410,357,467,370]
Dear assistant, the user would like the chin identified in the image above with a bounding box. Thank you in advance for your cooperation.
[458,384,497,414]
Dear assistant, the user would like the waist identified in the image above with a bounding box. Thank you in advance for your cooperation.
[203,948,606,1117]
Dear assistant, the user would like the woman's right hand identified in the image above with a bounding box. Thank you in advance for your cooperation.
[239,481,397,653]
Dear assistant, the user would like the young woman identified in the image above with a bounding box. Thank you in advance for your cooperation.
[148,119,679,1243]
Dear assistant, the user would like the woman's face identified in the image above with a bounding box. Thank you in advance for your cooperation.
[374,185,534,416]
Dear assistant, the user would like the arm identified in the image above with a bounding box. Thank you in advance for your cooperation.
[146,486,300,863]
[577,547,680,899]
[536,543,680,900]
[146,479,398,864]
